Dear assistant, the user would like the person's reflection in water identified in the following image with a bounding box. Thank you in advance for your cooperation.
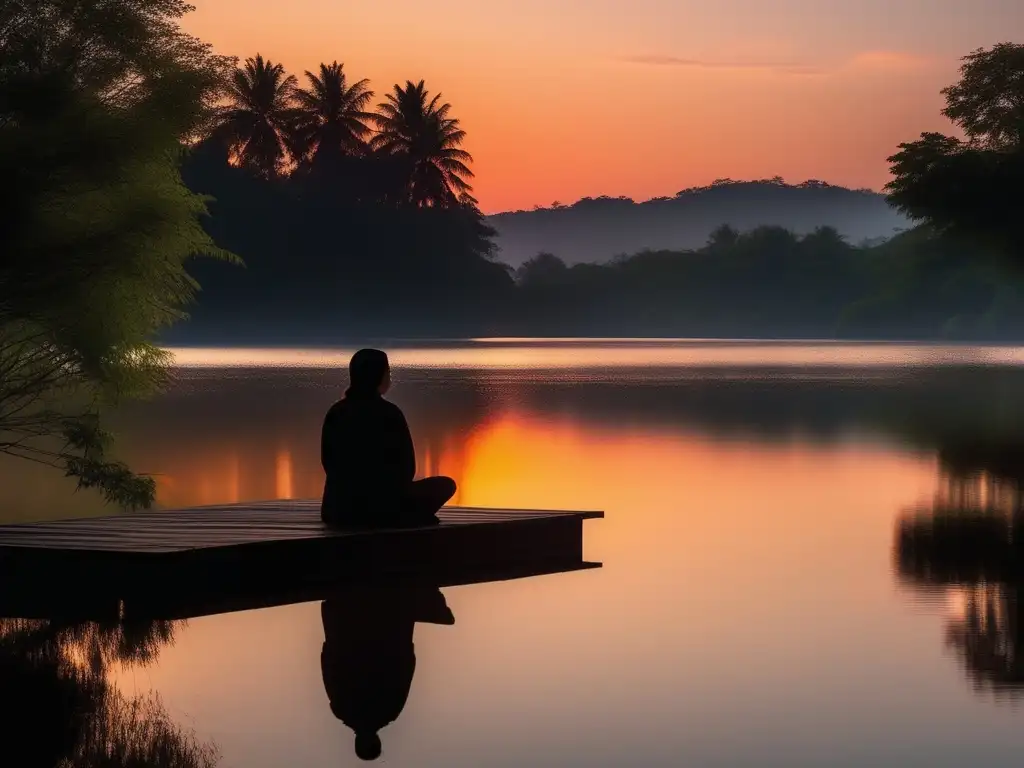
[320,584,455,761]
[321,348,457,527]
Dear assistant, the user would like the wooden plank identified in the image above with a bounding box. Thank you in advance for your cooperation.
[0,503,602,554]
[0,504,601,525]
[5,502,595,523]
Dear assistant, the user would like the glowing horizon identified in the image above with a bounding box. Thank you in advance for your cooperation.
[162,344,1024,370]
[183,0,1023,213]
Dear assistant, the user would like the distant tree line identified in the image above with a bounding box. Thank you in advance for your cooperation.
[489,178,905,268]
[507,224,1024,339]
[173,193,1024,342]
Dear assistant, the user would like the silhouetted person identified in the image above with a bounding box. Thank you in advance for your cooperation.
[321,349,457,526]
[320,584,455,761]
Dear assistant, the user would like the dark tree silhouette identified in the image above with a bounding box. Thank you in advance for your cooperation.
[943,44,1024,151]
[516,252,570,287]
[291,61,375,169]
[801,226,850,253]
[886,43,1024,264]
[213,54,297,177]
[895,446,1024,701]
[371,80,475,208]
[706,223,740,252]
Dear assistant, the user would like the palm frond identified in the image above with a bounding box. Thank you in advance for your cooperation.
[289,61,375,164]
[207,54,300,175]
[367,79,478,207]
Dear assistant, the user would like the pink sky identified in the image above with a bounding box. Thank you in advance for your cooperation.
[184,0,1023,213]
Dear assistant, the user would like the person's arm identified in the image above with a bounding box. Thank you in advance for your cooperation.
[320,409,334,473]
[394,408,416,482]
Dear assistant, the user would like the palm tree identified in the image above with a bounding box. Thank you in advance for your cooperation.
[212,54,297,177]
[370,80,475,207]
[291,62,374,170]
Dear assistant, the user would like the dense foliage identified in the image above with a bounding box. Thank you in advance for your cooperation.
[887,43,1024,265]
[177,140,511,342]
[514,225,1024,339]
[0,0,233,507]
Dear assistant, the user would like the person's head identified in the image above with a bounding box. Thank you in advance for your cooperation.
[347,348,390,397]
[354,731,383,761]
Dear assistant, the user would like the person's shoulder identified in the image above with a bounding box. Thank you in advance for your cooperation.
[381,399,407,419]
[323,400,347,420]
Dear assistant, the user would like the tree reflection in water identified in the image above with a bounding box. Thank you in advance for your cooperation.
[0,616,218,767]
[896,439,1024,701]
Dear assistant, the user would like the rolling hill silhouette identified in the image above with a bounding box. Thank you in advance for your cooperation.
[487,178,909,267]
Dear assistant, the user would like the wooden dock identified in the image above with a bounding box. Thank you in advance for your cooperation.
[0,501,603,621]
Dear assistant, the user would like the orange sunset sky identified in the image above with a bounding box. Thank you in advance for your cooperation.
[184,0,1024,213]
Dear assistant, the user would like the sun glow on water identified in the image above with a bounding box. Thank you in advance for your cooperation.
[164,341,1024,371]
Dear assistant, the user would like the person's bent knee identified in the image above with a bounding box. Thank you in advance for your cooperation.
[440,476,457,501]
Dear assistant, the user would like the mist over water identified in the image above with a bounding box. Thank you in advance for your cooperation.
[4,340,1024,767]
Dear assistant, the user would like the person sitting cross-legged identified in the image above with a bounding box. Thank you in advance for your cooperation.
[320,348,456,527]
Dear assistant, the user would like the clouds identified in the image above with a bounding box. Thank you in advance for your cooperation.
[619,54,823,76]
[844,50,933,72]
[619,50,933,76]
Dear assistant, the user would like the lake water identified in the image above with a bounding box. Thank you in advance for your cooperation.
[4,340,1024,767]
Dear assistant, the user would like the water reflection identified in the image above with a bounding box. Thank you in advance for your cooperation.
[0,615,214,766]
[896,440,1024,701]
[60,362,1024,513]
[3,349,1024,518]
[321,584,455,762]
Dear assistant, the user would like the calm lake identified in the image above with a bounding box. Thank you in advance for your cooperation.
[4,340,1024,767]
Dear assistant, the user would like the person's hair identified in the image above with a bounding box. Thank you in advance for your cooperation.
[346,349,389,398]
[355,731,382,761]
